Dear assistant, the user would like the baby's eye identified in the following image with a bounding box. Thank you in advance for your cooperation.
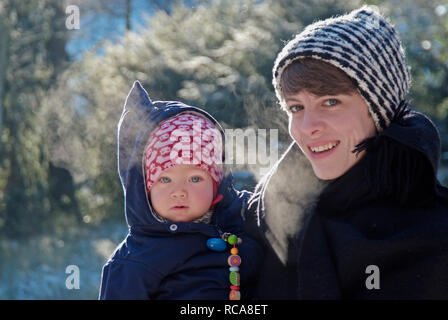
[159,177,171,183]
[324,99,339,107]
[288,105,303,113]
[189,176,202,183]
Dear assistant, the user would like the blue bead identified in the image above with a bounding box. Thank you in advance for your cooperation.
[229,266,239,272]
[206,238,227,252]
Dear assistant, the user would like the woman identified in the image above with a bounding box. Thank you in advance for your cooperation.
[245,6,448,299]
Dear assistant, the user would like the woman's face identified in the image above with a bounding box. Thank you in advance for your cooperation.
[286,90,377,180]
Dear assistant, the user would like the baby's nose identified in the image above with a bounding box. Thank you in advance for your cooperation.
[171,189,187,199]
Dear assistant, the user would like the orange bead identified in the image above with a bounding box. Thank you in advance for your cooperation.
[230,247,238,255]
[229,290,241,300]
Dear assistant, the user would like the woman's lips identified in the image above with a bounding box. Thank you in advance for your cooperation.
[307,141,340,160]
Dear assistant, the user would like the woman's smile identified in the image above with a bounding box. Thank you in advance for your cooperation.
[307,140,340,160]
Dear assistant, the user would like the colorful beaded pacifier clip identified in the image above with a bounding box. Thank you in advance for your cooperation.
[206,233,242,300]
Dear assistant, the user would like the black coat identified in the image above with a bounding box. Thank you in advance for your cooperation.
[245,110,448,299]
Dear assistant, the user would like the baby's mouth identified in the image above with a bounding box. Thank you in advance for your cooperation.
[172,205,188,209]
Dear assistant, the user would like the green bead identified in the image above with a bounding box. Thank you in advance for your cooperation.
[228,234,238,245]
[229,271,240,286]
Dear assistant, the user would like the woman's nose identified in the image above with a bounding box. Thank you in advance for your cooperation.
[298,109,325,137]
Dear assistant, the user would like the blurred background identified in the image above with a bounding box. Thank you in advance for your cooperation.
[0,0,447,299]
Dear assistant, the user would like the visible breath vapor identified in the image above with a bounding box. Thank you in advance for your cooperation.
[255,142,326,265]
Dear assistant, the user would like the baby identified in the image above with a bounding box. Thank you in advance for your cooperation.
[99,81,262,300]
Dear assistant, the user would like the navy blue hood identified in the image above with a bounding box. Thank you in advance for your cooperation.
[117,81,236,234]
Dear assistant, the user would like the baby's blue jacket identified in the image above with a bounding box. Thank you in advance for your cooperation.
[99,81,263,299]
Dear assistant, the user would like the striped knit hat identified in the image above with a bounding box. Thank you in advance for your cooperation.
[273,5,411,131]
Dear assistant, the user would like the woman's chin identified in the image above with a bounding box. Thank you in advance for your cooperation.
[312,166,345,181]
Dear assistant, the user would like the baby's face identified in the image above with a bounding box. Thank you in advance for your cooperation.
[149,164,214,222]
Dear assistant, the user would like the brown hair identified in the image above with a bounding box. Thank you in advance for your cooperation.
[280,58,357,100]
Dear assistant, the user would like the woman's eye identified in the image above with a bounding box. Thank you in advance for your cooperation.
[324,99,339,107]
[160,177,171,183]
[288,105,303,113]
[190,176,201,183]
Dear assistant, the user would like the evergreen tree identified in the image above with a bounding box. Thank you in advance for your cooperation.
[0,0,70,238]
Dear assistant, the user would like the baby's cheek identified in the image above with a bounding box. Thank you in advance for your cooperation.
[198,188,214,207]
[150,189,165,208]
